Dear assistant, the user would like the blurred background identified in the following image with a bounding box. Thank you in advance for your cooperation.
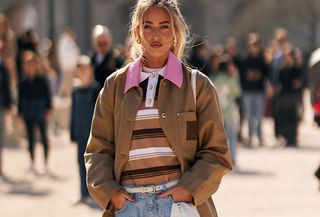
[0,0,320,217]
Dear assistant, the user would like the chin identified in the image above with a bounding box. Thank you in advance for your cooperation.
[146,49,169,58]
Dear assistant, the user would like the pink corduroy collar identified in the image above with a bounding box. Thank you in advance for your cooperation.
[124,51,183,93]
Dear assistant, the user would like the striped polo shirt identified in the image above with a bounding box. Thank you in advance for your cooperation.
[120,66,182,185]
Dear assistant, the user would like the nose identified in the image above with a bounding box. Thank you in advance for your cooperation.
[151,28,161,40]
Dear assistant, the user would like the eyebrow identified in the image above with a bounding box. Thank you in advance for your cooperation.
[144,21,171,25]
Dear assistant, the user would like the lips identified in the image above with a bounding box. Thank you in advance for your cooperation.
[151,41,163,48]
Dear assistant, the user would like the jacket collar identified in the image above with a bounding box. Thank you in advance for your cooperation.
[124,51,183,93]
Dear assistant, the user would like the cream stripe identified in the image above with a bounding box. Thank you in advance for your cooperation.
[136,109,159,117]
[129,147,174,157]
[136,114,159,120]
[128,153,176,161]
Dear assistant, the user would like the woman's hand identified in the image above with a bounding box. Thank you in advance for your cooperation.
[110,189,135,211]
[157,185,193,203]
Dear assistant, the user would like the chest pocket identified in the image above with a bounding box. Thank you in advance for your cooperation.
[177,111,197,148]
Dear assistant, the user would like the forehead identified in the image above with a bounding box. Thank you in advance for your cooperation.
[144,6,171,22]
[97,34,109,40]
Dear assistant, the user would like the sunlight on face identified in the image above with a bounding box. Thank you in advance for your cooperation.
[140,6,174,67]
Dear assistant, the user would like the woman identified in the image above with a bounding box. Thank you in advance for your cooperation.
[85,1,232,216]
[0,13,17,87]
[273,45,303,147]
[211,55,241,168]
[18,51,52,174]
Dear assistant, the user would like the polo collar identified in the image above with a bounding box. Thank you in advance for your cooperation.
[124,51,183,93]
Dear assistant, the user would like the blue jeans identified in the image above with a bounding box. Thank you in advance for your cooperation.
[224,120,237,165]
[115,181,175,217]
[242,91,265,141]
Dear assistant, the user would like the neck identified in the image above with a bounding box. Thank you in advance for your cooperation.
[81,78,93,87]
[143,53,169,68]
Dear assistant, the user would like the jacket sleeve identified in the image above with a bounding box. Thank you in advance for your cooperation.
[178,72,233,206]
[84,77,122,211]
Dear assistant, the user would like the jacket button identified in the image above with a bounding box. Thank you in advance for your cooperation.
[176,113,180,116]
[162,81,167,86]
[161,112,167,118]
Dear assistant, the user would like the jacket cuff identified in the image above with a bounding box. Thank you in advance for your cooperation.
[178,172,210,206]
[89,180,122,210]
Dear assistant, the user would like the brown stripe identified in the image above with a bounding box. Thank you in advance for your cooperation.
[121,165,180,181]
[121,170,181,181]
[130,138,171,150]
[132,128,165,140]
[124,156,180,168]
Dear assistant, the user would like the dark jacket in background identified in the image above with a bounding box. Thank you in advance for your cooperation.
[240,52,269,92]
[0,60,12,110]
[189,53,211,77]
[278,66,303,94]
[91,50,123,88]
[70,81,100,146]
[18,75,52,121]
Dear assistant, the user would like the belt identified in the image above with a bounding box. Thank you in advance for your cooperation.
[124,179,179,194]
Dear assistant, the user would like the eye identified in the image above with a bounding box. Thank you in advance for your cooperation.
[143,24,152,29]
[160,25,170,29]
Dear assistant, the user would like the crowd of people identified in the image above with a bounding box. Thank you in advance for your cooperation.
[0,8,318,209]
[189,28,307,168]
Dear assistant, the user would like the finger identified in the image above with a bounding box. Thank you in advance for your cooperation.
[157,189,172,198]
[119,190,136,201]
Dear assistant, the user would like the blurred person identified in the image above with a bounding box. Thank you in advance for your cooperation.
[85,0,232,216]
[122,37,133,63]
[18,51,52,174]
[270,28,288,84]
[211,55,241,167]
[268,28,290,140]
[273,45,303,147]
[57,29,80,96]
[16,29,40,80]
[91,25,124,88]
[241,33,270,147]
[208,45,223,77]
[224,37,242,71]
[70,55,100,205]
[0,13,17,88]
[0,40,12,178]
[188,38,211,77]
[224,37,244,142]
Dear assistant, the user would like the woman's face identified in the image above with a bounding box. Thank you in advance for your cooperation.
[139,6,174,65]
[23,57,38,79]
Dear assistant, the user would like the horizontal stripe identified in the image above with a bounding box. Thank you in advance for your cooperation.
[121,173,182,186]
[130,138,170,150]
[132,128,165,140]
[129,147,174,157]
[136,115,159,121]
[129,153,176,161]
[121,165,181,181]
[124,156,180,169]
[136,109,159,117]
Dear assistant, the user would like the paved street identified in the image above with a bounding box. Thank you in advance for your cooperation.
[0,117,319,217]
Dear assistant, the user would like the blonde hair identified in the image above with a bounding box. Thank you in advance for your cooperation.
[129,0,189,61]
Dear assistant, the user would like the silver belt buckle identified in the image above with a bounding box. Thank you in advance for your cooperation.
[144,185,156,193]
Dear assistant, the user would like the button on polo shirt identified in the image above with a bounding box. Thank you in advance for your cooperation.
[140,66,165,107]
